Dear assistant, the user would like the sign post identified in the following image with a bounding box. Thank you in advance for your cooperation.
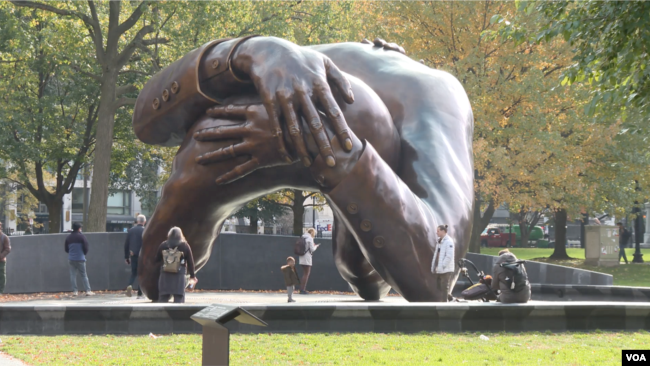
[191,304,267,366]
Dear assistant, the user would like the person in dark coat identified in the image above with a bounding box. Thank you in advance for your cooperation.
[125,214,146,298]
[65,222,95,296]
[155,227,197,303]
[281,256,301,303]
[490,249,530,304]
[617,222,630,264]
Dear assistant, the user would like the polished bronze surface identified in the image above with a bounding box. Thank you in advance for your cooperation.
[133,37,474,302]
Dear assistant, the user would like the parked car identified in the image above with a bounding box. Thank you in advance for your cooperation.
[502,225,545,247]
[480,227,517,247]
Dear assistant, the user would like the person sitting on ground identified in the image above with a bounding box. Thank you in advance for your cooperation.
[155,227,197,303]
[298,228,320,294]
[490,249,531,304]
[281,256,301,303]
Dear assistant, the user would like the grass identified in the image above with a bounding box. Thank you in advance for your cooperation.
[1,332,648,366]
[481,248,650,287]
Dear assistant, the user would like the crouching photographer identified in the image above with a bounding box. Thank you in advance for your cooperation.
[491,249,531,304]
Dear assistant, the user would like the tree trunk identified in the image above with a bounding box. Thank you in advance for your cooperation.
[249,208,258,234]
[45,199,63,234]
[292,189,305,236]
[550,208,570,259]
[468,198,495,253]
[86,71,118,232]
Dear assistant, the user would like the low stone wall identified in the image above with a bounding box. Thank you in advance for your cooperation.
[4,233,611,294]
[2,302,650,335]
[463,253,613,286]
[4,233,348,294]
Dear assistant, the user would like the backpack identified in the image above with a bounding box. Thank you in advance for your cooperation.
[293,236,309,256]
[162,246,183,273]
[500,261,528,293]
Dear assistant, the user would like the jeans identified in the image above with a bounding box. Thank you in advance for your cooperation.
[128,255,142,296]
[69,260,91,292]
[0,261,6,294]
[287,285,294,300]
[300,265,312,291]
[619,246,629,264]
[158,294,184,303]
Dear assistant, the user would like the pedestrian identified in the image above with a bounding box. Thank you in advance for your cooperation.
[491,249,530,303]
[431,224,455,301]
[298,228,319,294]
[155,227,197,303]
[65,222,95,296]
[0,222,11,294]
[281,256,301,303]
[125,214,146,298]
[617,222,631,264]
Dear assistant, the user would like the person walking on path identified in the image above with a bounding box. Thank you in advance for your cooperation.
[617,222,631,264]
[65,222,95,296]
[0,222,11,294]
[155,227,197,303]
[281,256,301,302]
[125,214,146,298]
[431,224,455,302]
[298,228,319,294]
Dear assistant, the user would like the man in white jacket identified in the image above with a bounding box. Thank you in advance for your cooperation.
[298,228,320,294]
[431,224,455,301]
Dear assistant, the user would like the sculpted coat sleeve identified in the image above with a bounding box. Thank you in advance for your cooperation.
[316,141,440,301]
[132,39,232,146]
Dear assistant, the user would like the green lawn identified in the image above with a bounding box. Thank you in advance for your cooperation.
[1,332,647,366]
[481,248,650,287]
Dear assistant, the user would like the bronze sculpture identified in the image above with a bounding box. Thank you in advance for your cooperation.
[133,36,474,302]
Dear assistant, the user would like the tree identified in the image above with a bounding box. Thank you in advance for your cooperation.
[233,196,288,234]
[0,6,97,232]
[501,1,650,119]
[272,189,327,236]
[9,1,173,232]
[7,1,365,232]
[368,1,592,253]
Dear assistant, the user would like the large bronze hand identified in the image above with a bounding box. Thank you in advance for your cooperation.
[230,37,355,168]
[193,104,293,185]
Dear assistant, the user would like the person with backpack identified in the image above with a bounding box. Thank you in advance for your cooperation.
[281,256,301,302]
[617,222,631,264]
[296,228,319,294]
[490,249,530,304]
[155,226,197,303]
[431,224,455,301]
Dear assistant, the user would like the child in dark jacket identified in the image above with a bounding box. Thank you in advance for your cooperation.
[281,257,301,303]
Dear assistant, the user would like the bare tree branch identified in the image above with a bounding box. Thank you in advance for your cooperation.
[116,25,154,67]
[117,1,147,36]
[116,84,138,97]
[119,69,149,76]
[70,64,102,83]
[113,97,137,109]
[140,38,170,46]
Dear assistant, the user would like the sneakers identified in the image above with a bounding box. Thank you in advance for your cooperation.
[85,291,95,296]
[72,291,78,296]
[288,298,296,303]
[125,285,133,297]
[299,290,309,295]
